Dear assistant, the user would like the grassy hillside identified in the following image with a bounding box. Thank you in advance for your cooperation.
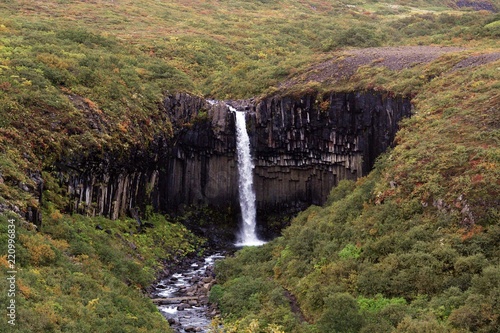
[212,59,500,332]
[0,210,203,332]
[0,0,498,215]
[2,0,499,98]
[0,0,499,332]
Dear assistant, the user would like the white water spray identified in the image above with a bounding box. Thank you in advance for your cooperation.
[232,108,265,246]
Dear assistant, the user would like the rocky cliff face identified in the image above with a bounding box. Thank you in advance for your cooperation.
[250,92,411,219]
[57,94,236,222]
[57,91,411,239]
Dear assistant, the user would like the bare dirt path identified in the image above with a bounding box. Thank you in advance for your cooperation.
[279,46,500,90]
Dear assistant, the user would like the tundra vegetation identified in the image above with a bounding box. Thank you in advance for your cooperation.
[0,0,499,332]
[213,71,500,330]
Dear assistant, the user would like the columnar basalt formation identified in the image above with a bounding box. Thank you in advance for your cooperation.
[61,93,238,220]
[59,91,411,238]
[249,92,412,221]
[158,94,239,213]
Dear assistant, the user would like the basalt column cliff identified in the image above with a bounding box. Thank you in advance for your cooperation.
[63,91,411,236]
[161,91,411,228]
[249,92,412,216]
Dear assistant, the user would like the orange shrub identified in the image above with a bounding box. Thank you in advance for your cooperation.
[19,234,56,266]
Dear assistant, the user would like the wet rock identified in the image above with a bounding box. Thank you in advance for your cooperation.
[19,182,30,192]
[154,253,225,331]
[198,296,209,305]
[177,303,191,311]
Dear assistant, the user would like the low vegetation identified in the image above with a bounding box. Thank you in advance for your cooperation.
[213,59,500,332]
[3,0,500,99]
[0,0,498,332]
[0,209,203,332]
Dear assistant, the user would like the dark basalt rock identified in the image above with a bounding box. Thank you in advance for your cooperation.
[44,91,411,241]
[251,92,411,210]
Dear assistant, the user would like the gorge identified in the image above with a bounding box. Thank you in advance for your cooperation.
[2,1,498,330]
[50,90,412,242]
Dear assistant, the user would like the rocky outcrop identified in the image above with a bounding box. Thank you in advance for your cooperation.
[58,93,236,220]
[57,91,411,239]
[452,0,497,12]
[250,92,411,216]
[159,95,238,213]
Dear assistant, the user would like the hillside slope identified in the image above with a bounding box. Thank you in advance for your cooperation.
[213,57,500,332]
[3,0,500,98]
[0,0,499,332]
[0,0,499,221]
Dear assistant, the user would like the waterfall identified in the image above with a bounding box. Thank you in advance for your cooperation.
[232,108,265,246]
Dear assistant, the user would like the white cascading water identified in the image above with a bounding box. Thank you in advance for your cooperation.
[232,108,265,246]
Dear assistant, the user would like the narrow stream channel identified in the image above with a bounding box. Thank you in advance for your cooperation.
[153,253,225,333]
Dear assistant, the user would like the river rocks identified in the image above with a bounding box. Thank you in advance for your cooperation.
[202,276,213,283]
[177,303,191,311]
[153,253,225,332]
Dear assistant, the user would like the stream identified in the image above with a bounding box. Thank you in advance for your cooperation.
[152,253,225,333]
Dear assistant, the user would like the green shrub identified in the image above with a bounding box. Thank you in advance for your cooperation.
[316,293,364,333]
[219,276,270,318]
[429,287,468,321]
[325,180,356,206]
[322,26,382,51]
[357,294,407,313]
[483,20,500,37]
[209,284,224,304]
[395,315,449,333]
[338,243,361,260]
